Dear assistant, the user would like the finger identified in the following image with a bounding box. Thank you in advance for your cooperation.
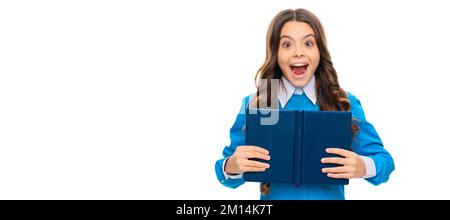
[242,166,267,172]
[322,166,349,174]
[326,148,353,157]
[243,145,270,155]
[242,160,270,169]
[321,157,346,165]
[242,151,271,161]
[327,173,352,179]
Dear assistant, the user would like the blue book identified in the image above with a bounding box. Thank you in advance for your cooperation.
[244,109,352,185]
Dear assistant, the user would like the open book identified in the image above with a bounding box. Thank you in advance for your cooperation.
[244,109,352,185]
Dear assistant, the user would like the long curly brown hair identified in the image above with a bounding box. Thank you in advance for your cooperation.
[250,8,359,195]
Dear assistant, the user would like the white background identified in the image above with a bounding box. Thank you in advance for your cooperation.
[1,0,449,199]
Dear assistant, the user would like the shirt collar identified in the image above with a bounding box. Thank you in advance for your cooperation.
[279,75,317,108]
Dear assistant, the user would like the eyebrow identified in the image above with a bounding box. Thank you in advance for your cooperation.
[280,34,316,40]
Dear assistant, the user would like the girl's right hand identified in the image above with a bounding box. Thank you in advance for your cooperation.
[224,145,271,175]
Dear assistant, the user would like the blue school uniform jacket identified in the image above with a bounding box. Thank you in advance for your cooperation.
[215,86,395,200]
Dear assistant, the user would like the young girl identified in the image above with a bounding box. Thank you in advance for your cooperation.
[214,8,395,200]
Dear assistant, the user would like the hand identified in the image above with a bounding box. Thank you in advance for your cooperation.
[321,148,366,179]
[225,145,270,175]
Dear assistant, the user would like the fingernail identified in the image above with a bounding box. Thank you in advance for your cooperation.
[322,168,326,173]
[266,164,270,168]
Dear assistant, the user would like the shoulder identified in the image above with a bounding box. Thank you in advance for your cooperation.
[242,93,256,108]
[346,91,359,105]
[236,93,255,115]
[346,91,366,121]
[243,94,253,105]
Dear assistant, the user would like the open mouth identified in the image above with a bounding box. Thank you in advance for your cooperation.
[290,63,308,78]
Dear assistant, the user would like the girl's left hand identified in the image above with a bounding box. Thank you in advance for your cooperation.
[321,148,366,179]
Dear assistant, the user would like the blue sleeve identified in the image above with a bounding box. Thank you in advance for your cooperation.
[348,92,395,185]
[214,95,251,188]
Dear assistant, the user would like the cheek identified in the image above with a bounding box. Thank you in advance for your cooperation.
[277,52,290,69]
[314,49,320,64]
[309,49,321,68]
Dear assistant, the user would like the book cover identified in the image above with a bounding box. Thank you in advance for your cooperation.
[244,109,352,185]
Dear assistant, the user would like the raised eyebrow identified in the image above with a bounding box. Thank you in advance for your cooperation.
[303,34,317,40]
[280,34,316,40]
[280,35,294,40]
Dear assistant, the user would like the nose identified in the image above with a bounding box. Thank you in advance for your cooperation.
[293,45,304,58]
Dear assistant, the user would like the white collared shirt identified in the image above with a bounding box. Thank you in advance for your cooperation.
[223,75,376,180]
[279,75,317,108]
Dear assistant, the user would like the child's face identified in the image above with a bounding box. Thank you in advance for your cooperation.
[277,21,320,87]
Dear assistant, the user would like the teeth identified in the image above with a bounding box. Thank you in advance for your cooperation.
[291,63,307,67]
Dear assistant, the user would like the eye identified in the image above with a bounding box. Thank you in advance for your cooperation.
[281,41,292,48]
[305,40,314,47]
